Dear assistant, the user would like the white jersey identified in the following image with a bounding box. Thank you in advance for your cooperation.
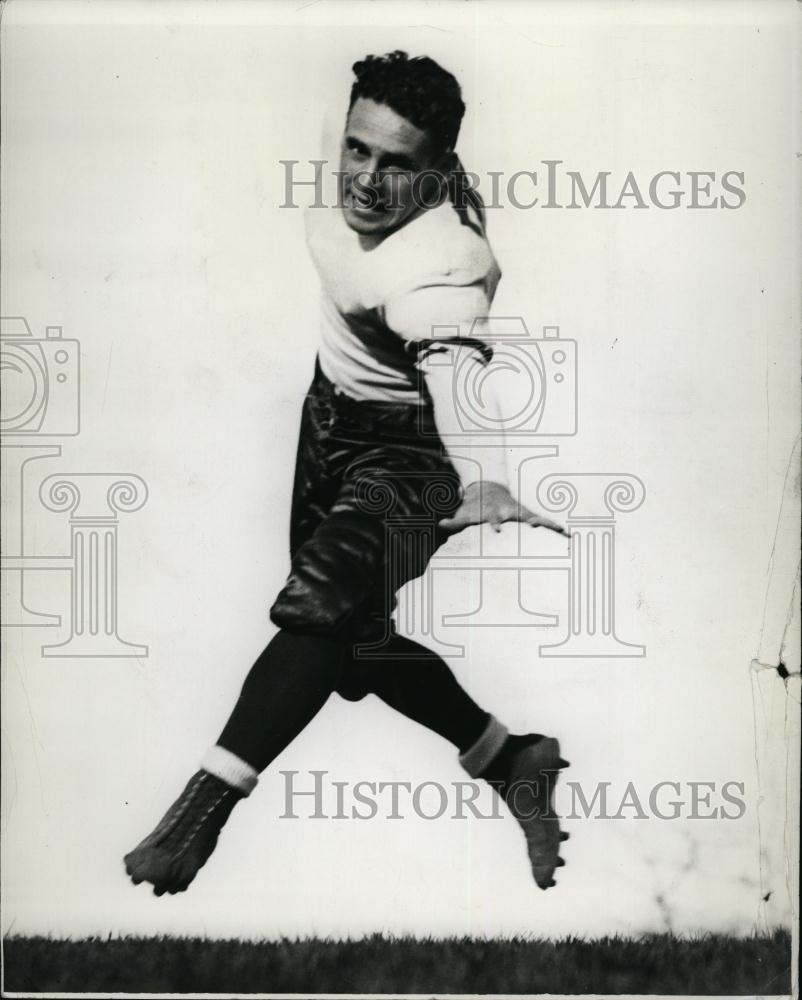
[305,195,501,403]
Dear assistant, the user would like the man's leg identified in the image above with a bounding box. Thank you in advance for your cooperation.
[124,630,347,895]
[348,631,490,753]
[216,630,348,771]
[349,632,570,890]
[281,439,572,890]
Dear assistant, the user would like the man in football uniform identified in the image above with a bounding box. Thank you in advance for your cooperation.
[125,51,569,897]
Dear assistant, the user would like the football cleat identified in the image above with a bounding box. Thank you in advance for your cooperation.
[486,736,569,890]
[124,770,243,896]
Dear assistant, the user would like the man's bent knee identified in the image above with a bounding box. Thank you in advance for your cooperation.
[270,571,394,647]
[269,576,353,637]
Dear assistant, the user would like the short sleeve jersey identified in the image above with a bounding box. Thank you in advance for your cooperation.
[305,195,501,403]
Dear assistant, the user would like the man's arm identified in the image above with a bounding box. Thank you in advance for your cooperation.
[418,341,568,536]
[416,338,509,489]
[384,285,568,537]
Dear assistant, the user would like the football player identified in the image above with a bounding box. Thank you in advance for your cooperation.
[125,51,569,897]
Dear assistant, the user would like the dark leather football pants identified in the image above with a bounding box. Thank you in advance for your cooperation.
[215,365,490,764]
[269,360,462,683]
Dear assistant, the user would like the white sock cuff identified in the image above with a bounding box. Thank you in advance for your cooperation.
[458,715,509,778]
[201,745,259,796]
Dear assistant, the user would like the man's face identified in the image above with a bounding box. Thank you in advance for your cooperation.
[339,97,445,236]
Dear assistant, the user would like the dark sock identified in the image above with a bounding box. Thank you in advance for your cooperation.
[352,633,490,753]
[216,630,348,772]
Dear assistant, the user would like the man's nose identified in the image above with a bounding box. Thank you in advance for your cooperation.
[371,170,398,200]
[352,156,379,181]
[364,163,382,188]
[354,164,393,202]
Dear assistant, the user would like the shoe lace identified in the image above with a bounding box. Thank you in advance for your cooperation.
[155,772,234,861]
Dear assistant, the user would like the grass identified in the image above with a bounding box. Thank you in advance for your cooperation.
[2,929,793,995]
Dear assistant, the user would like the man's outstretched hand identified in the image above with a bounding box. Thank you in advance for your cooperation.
[438,481,570,537]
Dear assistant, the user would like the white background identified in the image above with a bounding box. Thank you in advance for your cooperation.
[1,0,799,940]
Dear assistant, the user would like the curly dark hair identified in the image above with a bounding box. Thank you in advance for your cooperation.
[349,50,465,153]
